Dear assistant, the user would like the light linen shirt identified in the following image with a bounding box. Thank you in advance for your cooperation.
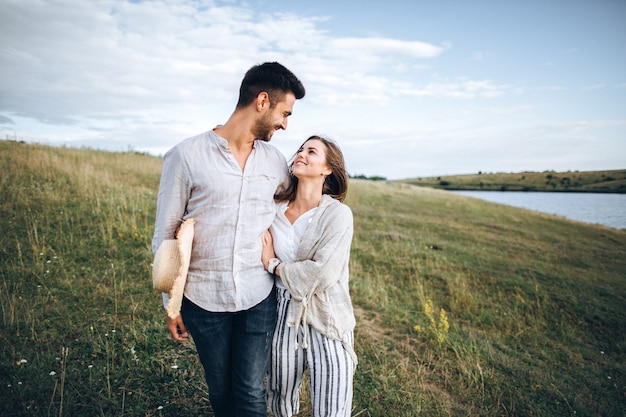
[152,130,289,312]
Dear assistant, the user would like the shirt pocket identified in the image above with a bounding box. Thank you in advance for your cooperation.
[247,174,280,205]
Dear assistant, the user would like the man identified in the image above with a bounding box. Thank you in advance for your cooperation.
[152,62,305,416]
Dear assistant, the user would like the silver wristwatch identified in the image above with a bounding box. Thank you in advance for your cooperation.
[267,257,281,275]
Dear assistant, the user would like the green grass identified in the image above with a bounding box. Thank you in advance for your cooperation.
[1,140,625,416]
[401,169,626,193]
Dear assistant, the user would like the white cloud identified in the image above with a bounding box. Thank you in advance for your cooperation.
[403,79,510,99]
[0,114,15,125]
[1,0,622,179]
[471,51,484,61]
[328,37,447,59]
[582,84,605,91]
[0,0,455,144]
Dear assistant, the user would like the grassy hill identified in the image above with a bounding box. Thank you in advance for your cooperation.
[400,169,626,193]
[1,140,625,416]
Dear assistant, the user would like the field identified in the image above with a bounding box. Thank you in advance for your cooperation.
[1,140,625,416]
[401,169,626,193]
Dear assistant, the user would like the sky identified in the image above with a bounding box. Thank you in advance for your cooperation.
[1,0,625,179]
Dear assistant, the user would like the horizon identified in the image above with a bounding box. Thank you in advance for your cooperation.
[5,136,625,181]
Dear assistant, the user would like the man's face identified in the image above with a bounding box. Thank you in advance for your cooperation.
[254,92,296,142]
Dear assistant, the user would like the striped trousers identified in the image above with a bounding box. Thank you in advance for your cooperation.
[268,287,354,417]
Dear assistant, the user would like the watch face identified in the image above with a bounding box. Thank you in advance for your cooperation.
[269,258,280,274]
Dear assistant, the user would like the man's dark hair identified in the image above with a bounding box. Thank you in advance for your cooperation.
[236,62,305,109]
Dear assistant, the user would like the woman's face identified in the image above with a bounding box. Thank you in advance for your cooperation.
[292,139,332,180]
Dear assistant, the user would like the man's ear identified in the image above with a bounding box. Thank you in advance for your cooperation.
[256,92,270,111]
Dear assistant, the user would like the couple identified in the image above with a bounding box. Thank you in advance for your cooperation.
[152,62,356,417]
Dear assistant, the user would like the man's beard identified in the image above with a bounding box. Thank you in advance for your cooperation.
[253,113,276,142]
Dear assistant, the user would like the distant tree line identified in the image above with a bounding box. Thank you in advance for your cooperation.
[350,174,387,181]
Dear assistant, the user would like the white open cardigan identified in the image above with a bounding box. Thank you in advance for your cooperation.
[279,194,357,368]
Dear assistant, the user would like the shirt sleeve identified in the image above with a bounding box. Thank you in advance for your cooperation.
[151,146,191,255]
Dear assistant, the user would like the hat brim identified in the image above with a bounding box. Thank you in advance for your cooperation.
[152,218,196,318]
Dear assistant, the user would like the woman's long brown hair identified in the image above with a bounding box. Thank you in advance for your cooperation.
[275,135,349,203]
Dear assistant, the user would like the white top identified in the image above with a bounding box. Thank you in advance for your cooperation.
[270,202,318,289]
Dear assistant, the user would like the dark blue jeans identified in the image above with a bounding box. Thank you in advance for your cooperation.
[181,288,277,417]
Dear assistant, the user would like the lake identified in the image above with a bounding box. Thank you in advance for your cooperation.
[452,191,626,230]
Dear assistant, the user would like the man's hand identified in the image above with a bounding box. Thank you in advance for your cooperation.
[167,314,189,341]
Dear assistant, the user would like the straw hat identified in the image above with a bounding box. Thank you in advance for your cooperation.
[152,218,196,318]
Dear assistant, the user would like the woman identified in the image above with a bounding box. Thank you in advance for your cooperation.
[262,135,357,417]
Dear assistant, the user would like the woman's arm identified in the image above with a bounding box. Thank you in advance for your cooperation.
[279,204,353,298]
[261,229,277,271]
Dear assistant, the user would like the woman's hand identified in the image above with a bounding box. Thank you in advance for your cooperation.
[262,230,276,270]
